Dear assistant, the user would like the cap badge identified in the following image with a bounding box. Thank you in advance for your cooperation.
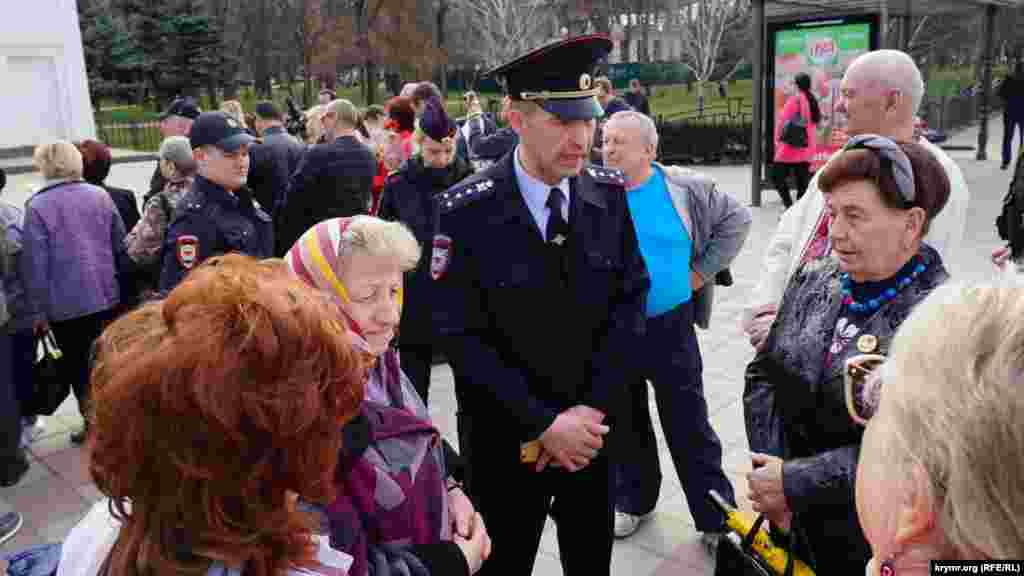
[225,115,239,128]
[579,73,592,91]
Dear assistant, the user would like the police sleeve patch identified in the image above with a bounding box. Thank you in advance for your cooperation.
[176,235,199,269]
[436,178,496,214]
[586,165,627,187]
[430,235,452,280]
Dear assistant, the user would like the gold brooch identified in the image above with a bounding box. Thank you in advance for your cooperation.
[579,73,592,91]
[856,334,878,353]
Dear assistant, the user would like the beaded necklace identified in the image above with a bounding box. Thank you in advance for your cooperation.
[840,256,927,314]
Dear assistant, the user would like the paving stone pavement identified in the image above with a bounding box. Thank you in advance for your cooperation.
[0,119,1015,574]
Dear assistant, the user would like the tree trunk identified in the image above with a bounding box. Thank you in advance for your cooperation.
[364,61,379,104]
[437,0,448,98]
[640,0,651,63]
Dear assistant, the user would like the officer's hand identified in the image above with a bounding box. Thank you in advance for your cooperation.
[993,246,1012,269]
[567,404,605,425]
[539,412,608,472]
[453,512,492,575]
[747,453,790,520]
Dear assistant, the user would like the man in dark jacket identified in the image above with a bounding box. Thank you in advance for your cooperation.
[591,76,633,165]
[279,99,376,255]
[248,101,304,216]
[622,79,651,116]
[456,92,497,162]
[465,96,518,170]
[999,62,1024,170]
[148,98,201,204]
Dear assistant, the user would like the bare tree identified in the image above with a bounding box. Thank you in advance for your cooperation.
[675,0,750,97]
[456,0,559,68]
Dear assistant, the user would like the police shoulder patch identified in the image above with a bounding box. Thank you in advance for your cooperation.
[436,178,496,214]
[586,165,627,187]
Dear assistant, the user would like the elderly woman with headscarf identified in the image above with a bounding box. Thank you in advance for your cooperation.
[377,99,473,402]
[850,276,1024,575]
[285,216,490,576]
[743,136,951,576]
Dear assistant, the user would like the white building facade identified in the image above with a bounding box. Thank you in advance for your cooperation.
[0,0,95,151]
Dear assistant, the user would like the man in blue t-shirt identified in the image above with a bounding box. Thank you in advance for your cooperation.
[602,110,752,551]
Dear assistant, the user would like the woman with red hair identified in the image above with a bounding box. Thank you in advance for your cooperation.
[371,97,418,214]
[58,254,365,576]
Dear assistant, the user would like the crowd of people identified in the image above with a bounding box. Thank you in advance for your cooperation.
[1,33,1023,576]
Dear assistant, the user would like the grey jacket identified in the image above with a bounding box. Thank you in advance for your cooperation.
[0,201,31,332]
[658,163,752,328]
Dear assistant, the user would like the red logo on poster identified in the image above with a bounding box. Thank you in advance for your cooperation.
[809,37,837,63]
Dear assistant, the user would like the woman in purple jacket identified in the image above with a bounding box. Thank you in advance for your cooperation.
[21,141,125,445]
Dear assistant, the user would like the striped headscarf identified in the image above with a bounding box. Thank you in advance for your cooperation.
[284,217,374,354]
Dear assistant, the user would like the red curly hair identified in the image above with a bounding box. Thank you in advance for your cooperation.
[88,254,365,576]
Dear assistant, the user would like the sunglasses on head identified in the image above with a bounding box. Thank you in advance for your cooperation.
[844,353,885,425]
[842,134,916,209]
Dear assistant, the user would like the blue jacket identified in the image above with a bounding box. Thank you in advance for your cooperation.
[432,153,649,443]
[159,176,273,291]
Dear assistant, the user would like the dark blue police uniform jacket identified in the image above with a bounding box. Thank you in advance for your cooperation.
[433,151,649,444]
[158,176,273,291]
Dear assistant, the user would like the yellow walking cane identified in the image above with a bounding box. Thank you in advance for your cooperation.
[708,490,816,576]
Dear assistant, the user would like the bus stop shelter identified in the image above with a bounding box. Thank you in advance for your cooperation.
[749,0,1022,206]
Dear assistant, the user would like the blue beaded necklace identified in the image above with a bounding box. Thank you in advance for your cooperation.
[840,256,927,314]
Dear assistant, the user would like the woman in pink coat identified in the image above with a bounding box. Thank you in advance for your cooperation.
[772,72,820,208]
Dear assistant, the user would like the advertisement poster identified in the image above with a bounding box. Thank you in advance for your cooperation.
[772,19,875,170]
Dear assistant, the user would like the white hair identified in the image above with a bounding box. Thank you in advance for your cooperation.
[606,110,659,150]
[882,270,1024,559]
[337,215,421,273]
[852,49,925,114]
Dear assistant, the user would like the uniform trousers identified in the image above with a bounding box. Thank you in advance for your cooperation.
[0,331,28,483]
[1004,113,1023,168]
[613,299,735,532]
[468,425,614,576]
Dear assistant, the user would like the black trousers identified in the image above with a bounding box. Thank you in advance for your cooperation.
[772,162,812,208]
[0,331,28,480]
[50,308,116,420]
[468,425,614,576]
[613,300,734,531]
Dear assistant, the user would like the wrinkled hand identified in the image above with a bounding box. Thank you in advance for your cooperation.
[453,512,492,575]
[747,453,791,530]
[538,411,608,473]
[448,485,476,538]
[742,304,777,350]
[993,246,1012,269]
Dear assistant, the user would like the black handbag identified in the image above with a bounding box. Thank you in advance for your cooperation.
[28,330,71,416]
[780,109,808,149]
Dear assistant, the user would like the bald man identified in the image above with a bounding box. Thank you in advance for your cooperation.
[743,49,969,349]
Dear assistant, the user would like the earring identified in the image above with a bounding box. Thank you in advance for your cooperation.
[879,558,896,576]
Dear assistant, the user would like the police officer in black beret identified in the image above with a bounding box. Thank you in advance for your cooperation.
[378,98,474,403]
[158,112,273,291]
[432,35,650,575]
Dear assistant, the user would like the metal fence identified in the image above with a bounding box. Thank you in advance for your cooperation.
[96,122,163,152]
[920,80,1005,136]
[655,97,753,164]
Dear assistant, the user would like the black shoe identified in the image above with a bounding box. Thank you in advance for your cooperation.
[0,453,30,488]
[1003,163,1010,170]
[0,512,24,546]
[70,426,89,446]
[700,532,723,557]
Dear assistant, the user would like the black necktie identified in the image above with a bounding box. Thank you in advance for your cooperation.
[546,187,569,245]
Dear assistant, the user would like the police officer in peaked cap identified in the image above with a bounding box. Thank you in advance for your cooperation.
[431,35,650,575]
[158,111,273,291]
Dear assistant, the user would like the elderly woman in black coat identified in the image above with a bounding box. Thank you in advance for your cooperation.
[743,136,951,576]
[377,98,473,404]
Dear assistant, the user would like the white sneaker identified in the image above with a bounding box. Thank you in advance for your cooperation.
[614,511,645,539]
